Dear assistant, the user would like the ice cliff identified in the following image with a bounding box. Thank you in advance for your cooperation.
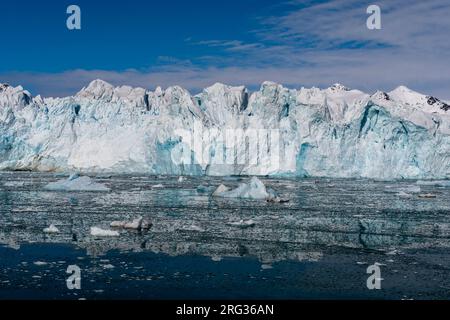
[0,80,449,179]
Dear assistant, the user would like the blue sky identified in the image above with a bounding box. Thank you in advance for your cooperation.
[1,0,450,98]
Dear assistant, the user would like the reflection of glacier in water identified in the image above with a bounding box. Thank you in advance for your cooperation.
[0,172,449,299]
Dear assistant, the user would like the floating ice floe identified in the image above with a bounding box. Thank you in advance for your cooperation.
[3,181,25,187]
[90,227,120,237]
[384,185,421,194]
[416,180,450,187]
[212,177,288,202]
[396,191,413,198]
[211,256,222,262]
[44,174,110,192]
[43,224,60,234]
[110,216,151,231]
[227,219,256,228]
[152,184,164,189]
[182,225,205,232]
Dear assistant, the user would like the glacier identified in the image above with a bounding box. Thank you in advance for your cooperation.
[0,80,449,179]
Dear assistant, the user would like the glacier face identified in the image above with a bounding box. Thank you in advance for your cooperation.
[0,80,449,179]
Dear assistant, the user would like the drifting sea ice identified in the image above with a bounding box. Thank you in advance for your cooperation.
[416,180,450,187]
[90,227,120,237]
[384,185,421,194]
[227,219,256,228]
[44,174,110,192]
[212,177,283,201]
[110,216,151,231]
[213,177,270,200]
[43,224,60,234]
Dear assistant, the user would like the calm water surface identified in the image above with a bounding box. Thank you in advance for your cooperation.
[0,172,449,299]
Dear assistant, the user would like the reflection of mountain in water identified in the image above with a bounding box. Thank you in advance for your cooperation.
[1,173,449,262]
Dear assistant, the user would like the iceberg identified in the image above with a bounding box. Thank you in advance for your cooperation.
[0,80,449,179]
[44,175,110,192]
[43,224,60,234]
[213,177,273,200]
[227,219,256,228]
[110,216,151,231]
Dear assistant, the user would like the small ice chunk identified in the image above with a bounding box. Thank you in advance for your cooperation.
[417,180,450,187]
[386,249,402,255]
[3,181,25,187]
[227,219,256,228]
[266,188,290,203]
[43,224,60,234]
[152,184,164,189]
[110,216,151,231]
[90,227,119,237]
[110,221,127,228]
[397,191,413,198]
[45,176,110,192]
[178,176,185,183]
[124,217,143,230]
[385,185,421,194]
[183,225,205,232]
[212,184,230,196]
[33,261,48,266]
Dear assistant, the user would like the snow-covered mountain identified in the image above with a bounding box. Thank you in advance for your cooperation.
[0,80,449,179]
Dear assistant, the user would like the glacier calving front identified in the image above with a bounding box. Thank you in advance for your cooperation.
[0,80,449,179]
